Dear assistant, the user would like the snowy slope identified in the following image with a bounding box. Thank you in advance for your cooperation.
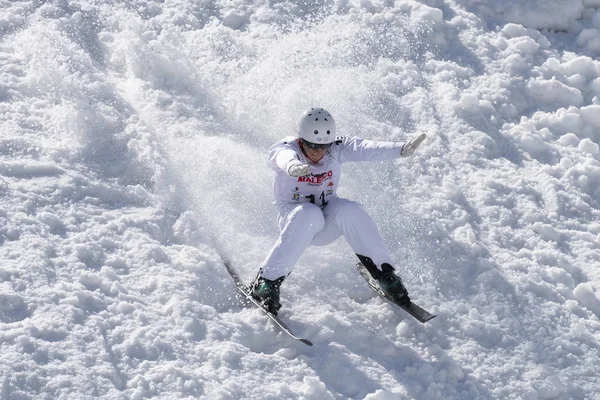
[1,0,600,399]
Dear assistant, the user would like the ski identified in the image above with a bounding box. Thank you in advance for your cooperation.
[356,262,436,323]
[224,262,313,346]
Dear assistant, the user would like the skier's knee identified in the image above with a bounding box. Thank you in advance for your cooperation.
[331,199,366,219]
[305,206,325,232]
[290,204,325,232]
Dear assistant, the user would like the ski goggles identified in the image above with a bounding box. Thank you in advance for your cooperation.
[301,138,332,150]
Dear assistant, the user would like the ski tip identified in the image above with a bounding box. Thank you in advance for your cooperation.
[414,310,437,323]
[422,314,437,323]
[300,338,314,346]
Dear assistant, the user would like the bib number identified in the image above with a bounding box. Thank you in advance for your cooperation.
[305,192,327,206]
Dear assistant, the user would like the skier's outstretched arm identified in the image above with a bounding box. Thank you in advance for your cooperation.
[339,133,427,162]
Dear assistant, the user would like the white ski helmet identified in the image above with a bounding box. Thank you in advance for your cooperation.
[298,107,336,144]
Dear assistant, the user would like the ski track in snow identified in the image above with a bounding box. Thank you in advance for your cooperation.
[1,0,600,399]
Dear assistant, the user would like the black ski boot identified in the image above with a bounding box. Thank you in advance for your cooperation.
[378,263,411,306]
[252,276,284,315]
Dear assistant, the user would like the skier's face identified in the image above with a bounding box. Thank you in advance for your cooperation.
[300,139,331,162]
[304,146,328,162]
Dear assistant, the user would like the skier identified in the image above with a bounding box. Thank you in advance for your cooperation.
[252,107,426,314]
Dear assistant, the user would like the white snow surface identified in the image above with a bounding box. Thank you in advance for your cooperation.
[2,0,600,399]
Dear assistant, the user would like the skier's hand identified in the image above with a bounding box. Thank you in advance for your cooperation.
[400,133,426,157]
[286,161,311,177]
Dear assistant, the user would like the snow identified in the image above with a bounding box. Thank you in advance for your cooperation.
[1,0,600,399]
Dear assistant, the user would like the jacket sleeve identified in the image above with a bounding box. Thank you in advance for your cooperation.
[267,138,301,172]
[338,136,405,163]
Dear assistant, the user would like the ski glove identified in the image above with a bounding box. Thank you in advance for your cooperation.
[400,133,427,157]
[285,160,311,177]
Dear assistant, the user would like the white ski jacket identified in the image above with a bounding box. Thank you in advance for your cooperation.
[268,136,405,207]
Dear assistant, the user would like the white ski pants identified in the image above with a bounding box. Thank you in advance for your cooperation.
[259,197,393,280]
